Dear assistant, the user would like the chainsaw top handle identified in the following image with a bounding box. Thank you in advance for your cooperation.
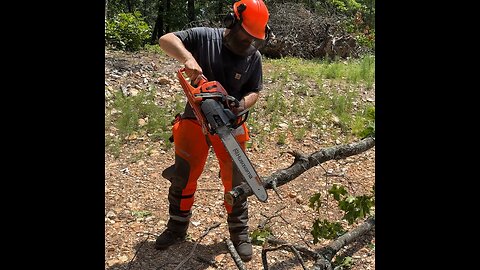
[178,67,208,87]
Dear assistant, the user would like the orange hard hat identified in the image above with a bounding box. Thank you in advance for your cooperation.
[233,0,269,40]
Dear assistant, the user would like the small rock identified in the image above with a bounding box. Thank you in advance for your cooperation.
[107,259,119,266]
[106,210,116,219]
[118,255,129,262]
[130,88,139,96]
[278,123,289,129]
[295,196,304,204]
[158,76,171,84]
[215,253,226,263]
[331,115,340,124]
[191,221,201,227]
[288,192,297,198]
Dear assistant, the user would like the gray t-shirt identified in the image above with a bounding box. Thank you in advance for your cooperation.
[174,27,263,118]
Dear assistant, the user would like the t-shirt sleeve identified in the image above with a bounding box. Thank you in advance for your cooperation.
[173,28,203,53]
[243,52,263,93]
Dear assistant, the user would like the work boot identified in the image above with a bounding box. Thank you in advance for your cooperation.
[154,229,186,250]
[232,239,253,262]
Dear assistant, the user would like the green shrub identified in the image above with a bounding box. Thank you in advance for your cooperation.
[105,11,151,51]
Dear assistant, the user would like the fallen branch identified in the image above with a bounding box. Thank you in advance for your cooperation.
[226,238,247,270]
[173,222,220,270]
[127,233,155,270]
[258,205,287,229]
[261,244,308,270]
[226,137,375,204]
[266,237,319,259]
[262,216,375,270]
[312,216,375,270]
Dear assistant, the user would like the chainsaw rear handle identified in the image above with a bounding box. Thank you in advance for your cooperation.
[231,110,249,130]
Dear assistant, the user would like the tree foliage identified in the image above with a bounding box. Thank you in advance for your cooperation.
[105,0,375,57]
[309,184,375,244]
[105,11,151,51]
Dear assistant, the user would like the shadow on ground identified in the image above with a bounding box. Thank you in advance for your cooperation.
[107,237,229,270]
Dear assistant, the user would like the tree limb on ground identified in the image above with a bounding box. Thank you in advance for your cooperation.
[312,216,375,270]
[226,238,247,270]
[262,216,375,270]
[226,137,375,203]
[173,222,220,270]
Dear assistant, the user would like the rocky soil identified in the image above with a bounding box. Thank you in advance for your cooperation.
[105,49,375,270]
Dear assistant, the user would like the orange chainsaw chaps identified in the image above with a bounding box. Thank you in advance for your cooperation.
[172,119,209,212]
[171,117,250,214]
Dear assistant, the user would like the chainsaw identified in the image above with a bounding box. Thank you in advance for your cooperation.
[176,68,268,203]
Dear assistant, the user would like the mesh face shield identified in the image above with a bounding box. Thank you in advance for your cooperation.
[223,23,267,57]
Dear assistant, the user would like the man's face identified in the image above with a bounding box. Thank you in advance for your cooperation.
[223,23,264,57]
[236,28,254,48]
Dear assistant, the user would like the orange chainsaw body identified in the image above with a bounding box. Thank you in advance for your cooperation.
[177,68,230,135]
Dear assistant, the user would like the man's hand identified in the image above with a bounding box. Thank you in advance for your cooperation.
[230,98,246,115]
[184,57,203,85]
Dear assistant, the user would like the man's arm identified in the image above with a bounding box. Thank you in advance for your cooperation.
[158,33,203,83]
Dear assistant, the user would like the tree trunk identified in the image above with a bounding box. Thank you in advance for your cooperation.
[217,0,222,15]
[126,0,133,13]
[188,0,195,22]
[217,0,225,15]
[308,0,315,13]
[150,0,164,44]
[105,0,108,20]
[166,0,171,33]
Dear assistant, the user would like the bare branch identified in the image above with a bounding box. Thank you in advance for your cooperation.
[258,205,287,229]
[226,238,247,270]
[173,222,220,270]
[319,216,375,260]
[261,244,308,270]
[266,237,319,259]
[312,216,375,270]
[227,137,375,204]
[263,216,375,270]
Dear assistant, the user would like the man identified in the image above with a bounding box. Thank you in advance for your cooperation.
[155,0,270,262]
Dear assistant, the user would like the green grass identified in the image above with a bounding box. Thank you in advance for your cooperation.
[143,43,165,55]
[106,86,181,153]
[264,55,375,85]
[106,52,375,157]
[261,54,375,141]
